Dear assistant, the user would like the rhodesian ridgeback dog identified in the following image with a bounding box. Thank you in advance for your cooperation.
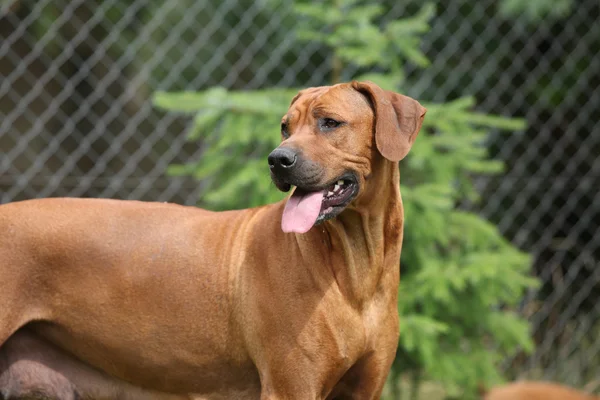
[483,381,599,400]
[0,80,426,399]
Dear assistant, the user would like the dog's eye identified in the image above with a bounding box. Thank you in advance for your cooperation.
[320,118,341,131]
[281,122,289,138]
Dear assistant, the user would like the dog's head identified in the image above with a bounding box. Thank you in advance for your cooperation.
[269,81,426,233]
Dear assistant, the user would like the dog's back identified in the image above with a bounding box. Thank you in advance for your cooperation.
[484,381,598,400]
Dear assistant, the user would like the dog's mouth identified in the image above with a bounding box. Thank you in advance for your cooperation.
[281,174,359,234]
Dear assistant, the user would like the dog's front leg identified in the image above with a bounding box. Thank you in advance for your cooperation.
[259,373,324,400]
[328,349,397,400]
[255,353,337,400]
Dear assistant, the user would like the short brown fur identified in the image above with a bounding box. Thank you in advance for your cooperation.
[0,81,425,399]
[483,381,599,400]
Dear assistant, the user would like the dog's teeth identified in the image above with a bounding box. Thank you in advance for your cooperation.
[327,191,334,197]
[334,184,340,192]
[337,180,344,186]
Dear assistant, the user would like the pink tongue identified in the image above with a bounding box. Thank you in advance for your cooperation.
[281,188,324,233]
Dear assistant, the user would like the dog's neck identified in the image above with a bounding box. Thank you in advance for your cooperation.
[322,158,402,306]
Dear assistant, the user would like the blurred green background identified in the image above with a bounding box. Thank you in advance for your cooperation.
[1,0,598,398]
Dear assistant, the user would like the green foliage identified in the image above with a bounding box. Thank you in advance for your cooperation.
[295,1,434,84]
[499,0,574,22]
[154,1,538,398]
[155,88,297,209]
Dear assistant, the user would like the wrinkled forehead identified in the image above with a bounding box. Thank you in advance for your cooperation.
[286,84,372,120]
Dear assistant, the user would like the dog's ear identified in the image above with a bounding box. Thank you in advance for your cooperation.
[352,81,426,162]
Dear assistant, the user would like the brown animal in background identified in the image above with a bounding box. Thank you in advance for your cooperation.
[0,81,426,399]
[483,381,599,400]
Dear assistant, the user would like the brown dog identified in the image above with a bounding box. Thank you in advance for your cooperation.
[0,81,426,399]
[483,381,599,400]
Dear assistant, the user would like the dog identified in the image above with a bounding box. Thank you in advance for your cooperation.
[0,80,426,399]
[483,381,599,400]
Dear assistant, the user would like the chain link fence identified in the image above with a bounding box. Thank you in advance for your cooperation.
[1,0,599,392]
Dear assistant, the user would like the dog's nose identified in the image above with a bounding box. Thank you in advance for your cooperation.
[268,148,297,170]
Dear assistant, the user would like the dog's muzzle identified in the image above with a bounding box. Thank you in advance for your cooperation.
[268,147,323,192]
[267,146,359,234]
